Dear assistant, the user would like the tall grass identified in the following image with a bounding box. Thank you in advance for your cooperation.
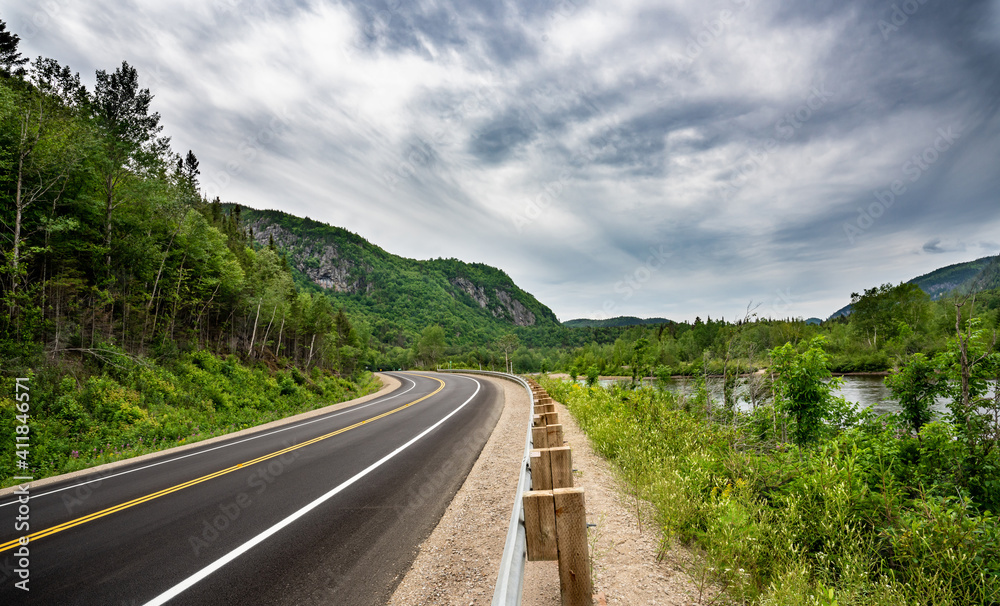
[541,378,1000,605]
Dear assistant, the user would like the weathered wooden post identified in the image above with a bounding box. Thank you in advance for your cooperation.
[531,449,553,490]
[553,487,592,605]
[523,490,558,561]
[532,426,549,449]
[548,445,573,489]
[546,423,564,448]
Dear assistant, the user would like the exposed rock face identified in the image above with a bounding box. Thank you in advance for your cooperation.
[451,277,489,308]
[252,217,539,326]
[495,289,536,327]
[450,277,536,326]
[250,221,371,294]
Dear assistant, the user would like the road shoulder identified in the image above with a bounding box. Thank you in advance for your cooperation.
[386,375,528,606]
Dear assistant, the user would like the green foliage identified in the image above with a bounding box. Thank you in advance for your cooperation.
[885,353,941,434]
[850,282,929,349]
[416,324,446,368]
[541,375,1000,605]
[770,338,846,445]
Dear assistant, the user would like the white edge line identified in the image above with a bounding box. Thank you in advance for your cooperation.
[0,375,417,508]
[142,375,482,606]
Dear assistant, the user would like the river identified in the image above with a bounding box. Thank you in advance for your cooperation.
[596,375,995,417]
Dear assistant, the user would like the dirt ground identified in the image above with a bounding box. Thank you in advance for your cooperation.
[386,375,711,606]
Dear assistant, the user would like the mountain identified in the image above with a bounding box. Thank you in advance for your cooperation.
[963,255,1000,293]
[907,255,996,299]
[563,316,672,328]
[240,207,559,345]
[827,254,1000,319]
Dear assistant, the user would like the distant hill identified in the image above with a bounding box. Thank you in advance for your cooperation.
[238,207,559,344]
[908,256,996,299]
[827,254,999,319]
[563,316,671,328]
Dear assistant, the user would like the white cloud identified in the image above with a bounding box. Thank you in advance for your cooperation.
[10,0,1000,322]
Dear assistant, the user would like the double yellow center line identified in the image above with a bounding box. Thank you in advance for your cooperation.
[0,375,445,554]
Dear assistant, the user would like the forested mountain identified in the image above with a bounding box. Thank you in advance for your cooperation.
[563,316,671,328]
[909,255,997,299]
[239,207,560,347]
[828,254,999,319]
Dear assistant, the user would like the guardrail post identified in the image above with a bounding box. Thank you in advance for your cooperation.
[553,488,592,606]
[532,426,548,449]
[549,446,573,489]
[530,448,552,490]
[523,490,557,561]
[545,423,563,448]
[440,370,587,606]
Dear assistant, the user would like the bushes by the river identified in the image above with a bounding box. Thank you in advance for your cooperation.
[541,373,1000,604]
[0,348,379,487]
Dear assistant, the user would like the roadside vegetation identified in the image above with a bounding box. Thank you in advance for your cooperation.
[539,310,1000,605]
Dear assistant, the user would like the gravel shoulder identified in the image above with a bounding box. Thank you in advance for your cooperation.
[386,375,528,606]
[386,375,709,606]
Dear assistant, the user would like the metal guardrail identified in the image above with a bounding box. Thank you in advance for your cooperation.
[438,368,533,606]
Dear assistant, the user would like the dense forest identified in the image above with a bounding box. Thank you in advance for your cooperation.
[0,21,378,485]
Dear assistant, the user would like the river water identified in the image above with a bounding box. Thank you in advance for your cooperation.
[597,375,995,417]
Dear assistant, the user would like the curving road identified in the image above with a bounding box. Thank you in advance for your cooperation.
[0,372,503,605]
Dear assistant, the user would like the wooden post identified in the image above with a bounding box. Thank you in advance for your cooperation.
[533,414,546,427]
[549,445,573,488]
[531,449,552,490]
[553,488,592,606]
[544,411,560,425]
[532,426,549,449]
[522,490,558,561]
[546,423,564,448]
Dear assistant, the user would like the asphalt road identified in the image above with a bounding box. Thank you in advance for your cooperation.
[0,372,503,605]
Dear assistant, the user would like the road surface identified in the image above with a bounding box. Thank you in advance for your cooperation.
[0,372,502,605]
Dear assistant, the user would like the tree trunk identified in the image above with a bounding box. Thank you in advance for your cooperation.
[105,175,114,271]
[275,315,285,358]
[167,256,186,342]
[247,298,263,358]
[307,333,317,369]
[259,304,278,357]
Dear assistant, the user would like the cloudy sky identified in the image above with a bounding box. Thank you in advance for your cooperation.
[6,0,1000,322]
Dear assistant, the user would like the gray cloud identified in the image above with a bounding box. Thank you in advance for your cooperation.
[8,0,1000,322]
